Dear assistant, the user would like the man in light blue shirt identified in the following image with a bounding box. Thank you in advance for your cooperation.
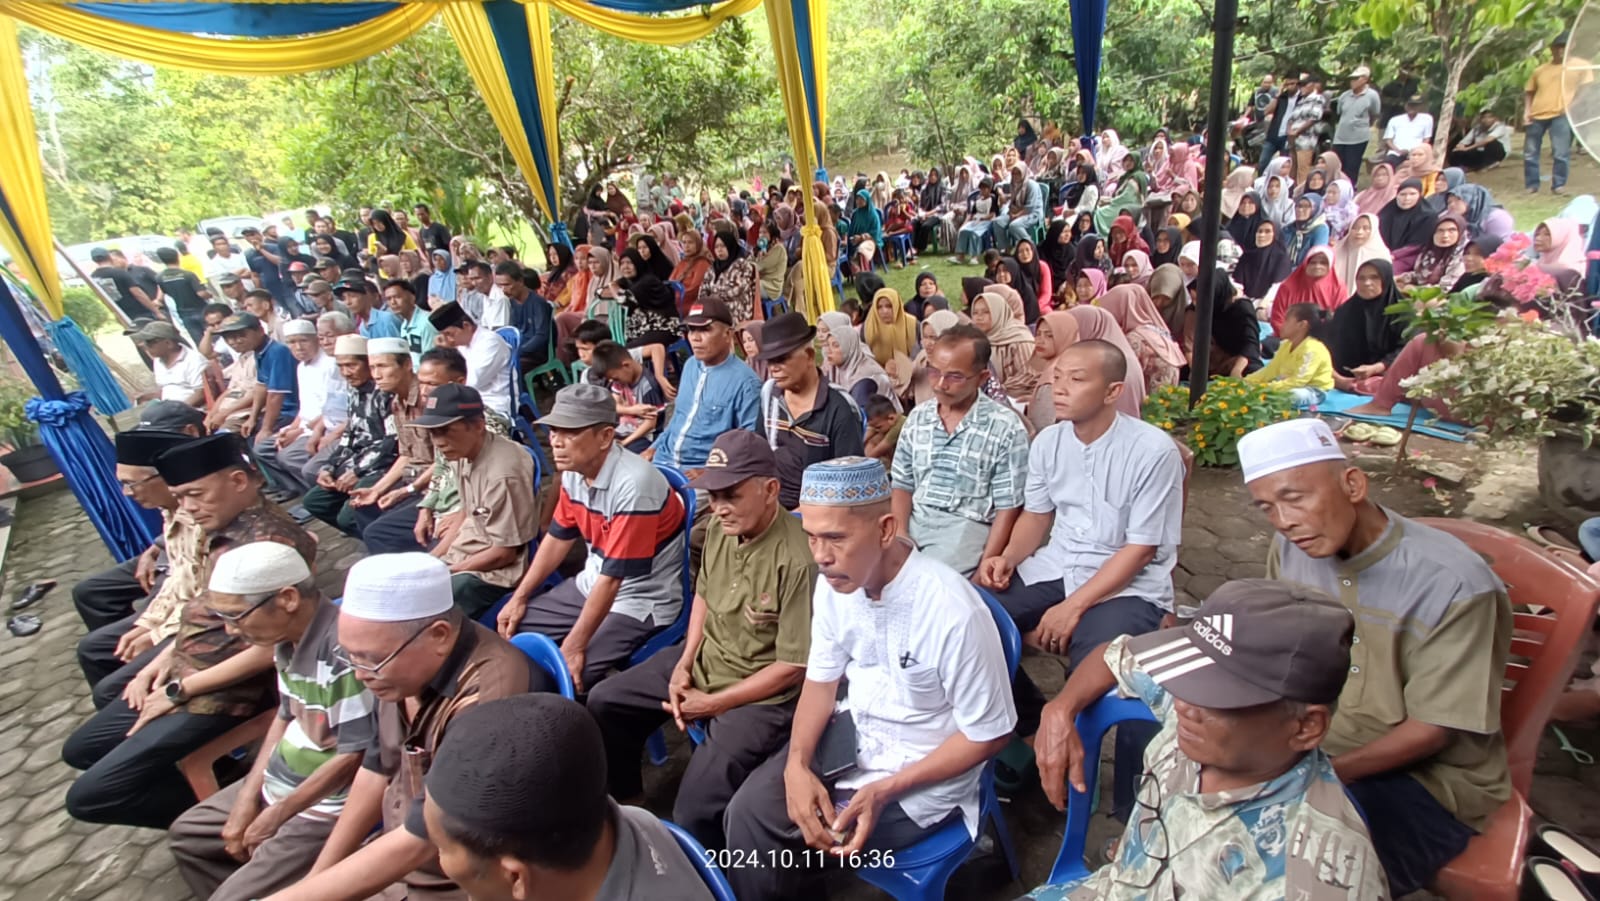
[647,297,760,472]
[336,278,401,340]
[384,279,439,366]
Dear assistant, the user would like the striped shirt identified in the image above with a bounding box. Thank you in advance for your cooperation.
[263,599,378,819]
[550,443,686,624]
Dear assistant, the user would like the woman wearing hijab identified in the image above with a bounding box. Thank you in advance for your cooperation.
[1107,213,1149,271]
[1062,154,1101,216]
[1147,263,1188,342]
[1225,191,1266,248]
[1073,233,1111,277]
[953,178,999,265]
[1149,225,1185,269]
[993,258,1040,323]
[1328,259,1408,386]
[1194,277,1264,377]
[1236,220,1294,300]
[1332,213,1391,290]
[1285,194,1330,266]
[1253,156,1292,194]
[541,242,578,310]
[669,230,714,315]
[1098,284,1184,391]
[1398,213,1469,288]
[739,321,770,381]
[1318,150,1345,187]
[1065,305,1149,415]
[630,234,676,282]
[366,209,416,257]
[1027,310,1081,430]
[1299,167,1330,197]
[1444,184,1499,239]
[1093,152,1148,234]
[844,188,883,275]
[1377,179,1435,274]
[1260,174,1297,231]
[1041,221,1076,294]
[1394,144,1443,195]
[1014,240,1051,315]
[1450,235,1501,296]
[648,221,682,264]
[906,272,949,321]
[1423,167,1466,214]
[1322,177,1359,241]
[1145,138,1171,187]
[697,230,759,324]
[1121,249,1155,288]
[1098,129,1130,183]
[1268,247,1345,334]
[1533,218,1588,276]
[1220,165,1257,220]
[819,310,900,411]
[617,248,680,348]
[1072,267,1109,305]
[971,290,1039,400]
[864,286,919,366]
[582,245,622,318]
[1353,162,1399,217]
[1156,143,1202,194]
[1068,210,1096,245]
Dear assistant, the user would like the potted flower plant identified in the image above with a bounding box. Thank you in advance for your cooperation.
[0,377,57,484]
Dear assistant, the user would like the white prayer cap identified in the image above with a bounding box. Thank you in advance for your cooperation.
[341,553,453,622]
[208,542,310,595]
[281,319,317,338]
[1237,419,1347,484]
[334,334,368,357]
[368,337,410,357]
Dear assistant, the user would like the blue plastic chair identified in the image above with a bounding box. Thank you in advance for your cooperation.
[853,588,1021,899]
[494,325,540,435]
[763,295,786,319]
[888,233,914,266]
[510,632,576,700]
[638,464,696,764]
[832,256,847,307]
[663,820,737,901]
[1045,692,1158,885]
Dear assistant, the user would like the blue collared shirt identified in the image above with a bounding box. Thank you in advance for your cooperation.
[652,354,760,468]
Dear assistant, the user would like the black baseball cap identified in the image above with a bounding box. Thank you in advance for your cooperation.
[136,399,206,432]
[684,297,733,327]
[688,430,779,492]
[1124,580,1354,709]
[408,383,486,429]
[215,311,262,334]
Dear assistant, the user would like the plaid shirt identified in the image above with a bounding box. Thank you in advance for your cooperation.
[324,380,395,479]
[890,393,1028,525]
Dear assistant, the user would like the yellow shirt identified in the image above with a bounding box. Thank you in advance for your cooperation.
[1246,336,1333,391]
[1527,58,1593,121]
[366,231,419,257]
[178,254,206,280]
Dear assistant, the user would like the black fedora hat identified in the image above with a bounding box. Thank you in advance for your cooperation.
[755,312,817,362]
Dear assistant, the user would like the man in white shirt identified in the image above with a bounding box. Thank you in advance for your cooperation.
[256,318,350,497]
[428,301,513,421]
[722,456,1016,901]
[203,232,252,296]
[1448,109,1513,171]
[1380,94,1435,166]
[133,321,208,407]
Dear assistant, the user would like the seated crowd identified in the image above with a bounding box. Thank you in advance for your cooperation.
[67,61,1577,892]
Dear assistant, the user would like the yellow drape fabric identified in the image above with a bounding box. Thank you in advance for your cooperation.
[0,16,63,318]
[763,0,831,319]
[547,0,761,45]
[441,1,557,221]
[5,2,439,75]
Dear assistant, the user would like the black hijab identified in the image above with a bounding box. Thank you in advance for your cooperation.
[369,210,406,255]
[709,230,745,276]
[1226,191,1266,247]
[1328,259,1407,373]
[1063,165,1099,209]
[1015,240,1045,300]
[854,271,886,306]
[999,257,1040,324]
[960,276,994,308]
[906,272,949,320]
[1041,220,1074,285]
[1073,234,1110,274]
[632,235,674,281]
[1450,235,1502,293]
[1234,221,1293,300]
[619,248,678,318]
[1149,226,1184,268]
[1070,211,1096,243]
[1378,179,1436,250]
[1210,278,1262,367]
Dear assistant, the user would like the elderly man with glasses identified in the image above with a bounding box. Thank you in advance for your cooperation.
[751,312,865,509]
[169,542,377,901]
[256,553,549,901]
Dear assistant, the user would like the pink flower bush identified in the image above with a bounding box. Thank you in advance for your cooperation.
[1483,234,1559,305]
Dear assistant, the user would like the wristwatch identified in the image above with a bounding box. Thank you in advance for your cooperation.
[165,679,190,705]
[406,484,416,495]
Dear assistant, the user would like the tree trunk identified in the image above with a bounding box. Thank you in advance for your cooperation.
[1434,23,1500,148]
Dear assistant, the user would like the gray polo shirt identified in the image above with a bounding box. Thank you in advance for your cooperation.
[597,802,714,900]
[1016,414,1184,610]
[1333,88,1382,145]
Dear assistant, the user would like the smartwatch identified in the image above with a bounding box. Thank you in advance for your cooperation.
[165,679,190,705]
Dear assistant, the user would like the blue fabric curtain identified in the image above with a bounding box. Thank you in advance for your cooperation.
[790,0,824,165]
[1069,0,1109,137]
[70,2,401,36]
[45,317,130,416]
[0,278,157,561]
[482,0,570,246]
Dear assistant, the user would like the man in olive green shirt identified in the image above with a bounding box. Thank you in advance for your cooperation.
[587,429,814,850]
[1240,420,1511,897]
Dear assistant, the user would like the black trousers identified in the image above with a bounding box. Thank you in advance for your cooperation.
[61,694,256,829]
[722,748,961,901]
[1447,142,1507,172]
[1333,142,1369,188]
[86,635,172,710]
[913,217,941,253]
[1346,771,1477,896]
[72,558,149,631]
[360,495,427,554]
[77,612,141,693]
[586,645,796,850]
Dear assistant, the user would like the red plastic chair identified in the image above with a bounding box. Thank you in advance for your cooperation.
[179,709,275,801]
[1417,518,1600,901]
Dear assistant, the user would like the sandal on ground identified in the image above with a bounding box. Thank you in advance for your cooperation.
[1366,426,1403,447]
[6,614,41,637]
[1531,824,1600,894]
[1528,525,1583,552]
[9,579,57,611]
[1524,856,1598,901]
[1343,423,1377,442]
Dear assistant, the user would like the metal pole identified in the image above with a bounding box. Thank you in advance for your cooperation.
[1188,0,1239,407]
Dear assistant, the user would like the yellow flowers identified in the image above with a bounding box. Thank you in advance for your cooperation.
[1216,401,1228,409]
[1236,427,1245,435]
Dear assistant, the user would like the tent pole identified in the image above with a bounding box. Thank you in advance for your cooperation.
[1187,0,1238,407]
[52,237,134,330]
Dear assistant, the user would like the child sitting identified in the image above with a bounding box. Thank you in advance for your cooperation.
[883,189,917,267]
[1245,303,1334,408]
[574,318,674,398]
[862,393,904,467]
[593,340,667,452]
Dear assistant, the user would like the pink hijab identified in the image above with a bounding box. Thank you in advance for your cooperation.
[1121,250,1154,287]
[1537,218,1587,274]
[1098,284,1186,369]
[1064,305,1148,417]
[1075,268,1108,302]
[1354,163,1399,217]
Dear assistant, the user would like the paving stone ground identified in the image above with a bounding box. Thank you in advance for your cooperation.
[2,448,1598,900]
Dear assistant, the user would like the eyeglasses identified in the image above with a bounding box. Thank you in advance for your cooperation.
[118,473,163,490]
[205,591,278,624]
[925,367,977,386]
[333,624,429,676]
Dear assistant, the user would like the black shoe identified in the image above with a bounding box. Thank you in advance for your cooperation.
[9,579,56,611]
[1524,856,1598,901]
[287,505,315,525]
[1531,825,1600,895]
[6,614,41,637]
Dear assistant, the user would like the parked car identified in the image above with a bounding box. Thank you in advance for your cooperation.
[197,215,262,239]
